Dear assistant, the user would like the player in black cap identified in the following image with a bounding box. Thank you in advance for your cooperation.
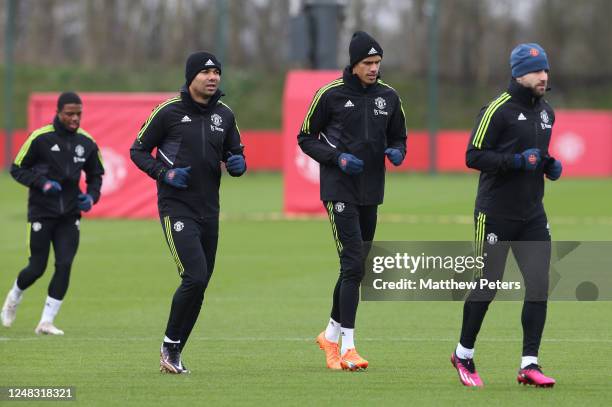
[130,51,246,374]
[298,31,407,371]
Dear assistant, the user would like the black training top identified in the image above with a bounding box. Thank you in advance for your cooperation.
[466,79,556,220]
[130,87,245,220]
[298,67,407,205]
[11,116,104,221]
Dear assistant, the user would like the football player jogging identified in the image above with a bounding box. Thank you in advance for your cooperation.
[130,51,246,374]
[298,31,407,371]
[1,92,104,335]
[451,43,562,388]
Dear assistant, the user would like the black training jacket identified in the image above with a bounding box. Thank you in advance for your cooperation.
[297,67,407,205]
[130,87,245,220]
[10,116,105,221]
[466,79,555,220]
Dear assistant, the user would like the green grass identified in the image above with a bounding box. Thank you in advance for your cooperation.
[1,172,611,406]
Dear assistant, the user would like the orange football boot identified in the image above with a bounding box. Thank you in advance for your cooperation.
[316,331,341,370]
[340,348,368,371]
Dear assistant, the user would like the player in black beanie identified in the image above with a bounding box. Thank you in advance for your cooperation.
[349,31,383,68]
[300,29,406,372]
[131,49,246,374]
[185,51,222,86]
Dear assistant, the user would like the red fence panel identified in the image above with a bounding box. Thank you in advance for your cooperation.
[1,88,607,218]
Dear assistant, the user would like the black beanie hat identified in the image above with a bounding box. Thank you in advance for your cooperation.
[57,91,82,111]
[185,51,222,86]
[349,31,383,67]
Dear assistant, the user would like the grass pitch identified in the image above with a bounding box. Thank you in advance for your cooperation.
[1,172,611,406]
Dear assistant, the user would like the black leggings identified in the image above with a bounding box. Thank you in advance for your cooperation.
[460,211,550,356]
[17,217,80,300]
[161,216,218,351]
[325,202,377,329]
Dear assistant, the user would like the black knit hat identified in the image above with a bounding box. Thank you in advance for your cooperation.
[349,31,383,67]
[57,92,82,111]
[185,51,222,86]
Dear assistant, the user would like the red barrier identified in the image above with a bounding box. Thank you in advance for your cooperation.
[282,71,342,214]
[27,93,177,218]
[0,130,28,166]
[240,131,283,170]
[24,93,284,218]
[388,132,429,172]
[549,110,612,177]
[6,89,609,219]
[281,71,612,214]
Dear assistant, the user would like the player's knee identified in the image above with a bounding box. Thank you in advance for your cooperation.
[341,266,364,283]
[24,261,47,279]
[54,261,73,275]
[467,289,497,303]
[524,300,547,309]
[181,274,207,293]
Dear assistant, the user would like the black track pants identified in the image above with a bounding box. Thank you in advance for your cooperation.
[324,202,377,329]
[161,216,218,350]
[17,217,80,300]
[460,211,550,356]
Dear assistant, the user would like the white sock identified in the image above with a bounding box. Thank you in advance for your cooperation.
[163,336,180,344]
[40,296,62,324]
[324,318,340,343]
[521,356,538,369]
[455,343,474,359]
[10,280,24,300]
[340,327,355,355]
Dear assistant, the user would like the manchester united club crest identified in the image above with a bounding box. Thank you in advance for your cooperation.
[211,114,223,127]
[374,97,386,110]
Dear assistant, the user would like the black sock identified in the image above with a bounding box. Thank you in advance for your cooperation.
[459,301,491,349]
[521,301,547,356]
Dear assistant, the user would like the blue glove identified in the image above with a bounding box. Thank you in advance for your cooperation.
[385,148,404,166]
[338,153,364,175]
[226,155,246,176]
[512,148,541,171]
[77,193,94,212]
[163,166,191,189]
[42,180,62,195]
[544,158,562,181]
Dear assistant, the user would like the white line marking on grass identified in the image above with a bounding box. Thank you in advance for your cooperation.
[218,212,612,226]
[2,336,611,343]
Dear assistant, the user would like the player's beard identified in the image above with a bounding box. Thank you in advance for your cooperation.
[532,81,547,97]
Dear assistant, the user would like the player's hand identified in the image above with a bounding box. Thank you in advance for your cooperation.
[512,148,541,171]
[338,153,364,175]
[385,148,404,166]
[77,193,94,212]
[42,180,62,195]
[163,166,191,189]
[544,157,562,180]
[226,155,246,176]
